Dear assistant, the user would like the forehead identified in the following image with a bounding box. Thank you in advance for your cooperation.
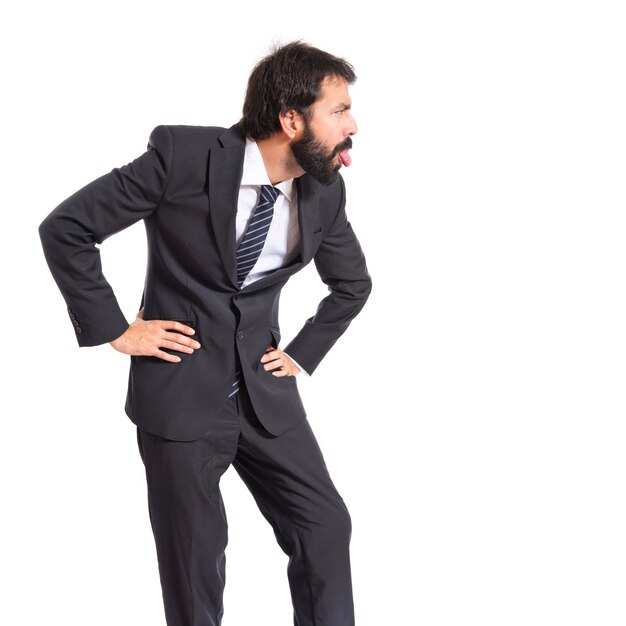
[314,76,351,108]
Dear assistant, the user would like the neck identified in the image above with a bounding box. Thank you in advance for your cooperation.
[256,134,304,185]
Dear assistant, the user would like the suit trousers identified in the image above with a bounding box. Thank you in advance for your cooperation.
[136,379,355,626]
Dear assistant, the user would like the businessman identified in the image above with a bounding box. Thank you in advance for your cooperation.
[39,41,371,626]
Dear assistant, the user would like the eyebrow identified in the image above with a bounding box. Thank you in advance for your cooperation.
[334,103,351,110]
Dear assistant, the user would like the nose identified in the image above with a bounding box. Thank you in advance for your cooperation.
[346,111,357,136]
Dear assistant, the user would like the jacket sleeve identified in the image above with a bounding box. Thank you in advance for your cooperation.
[38,124,173,347]
[283,175,372,375]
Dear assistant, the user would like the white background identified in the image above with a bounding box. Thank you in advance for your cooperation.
[2,1,625,624]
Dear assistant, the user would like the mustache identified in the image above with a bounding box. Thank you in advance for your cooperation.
[332,136,353,156]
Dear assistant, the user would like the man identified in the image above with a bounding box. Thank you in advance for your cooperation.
[39,41,371,626]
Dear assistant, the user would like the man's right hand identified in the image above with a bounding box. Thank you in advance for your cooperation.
[109,308,200,363]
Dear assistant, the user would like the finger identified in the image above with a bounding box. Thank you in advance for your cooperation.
[153,349,182,363]
[160,339,197,354]
[261,353,280,366]
[159,320,196,335]
[263,357,284,372]
[272,368,289,377]
[261,348,281,363]
[162,331,201,350]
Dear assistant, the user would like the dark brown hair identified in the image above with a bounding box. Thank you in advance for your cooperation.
[236,41,356,140]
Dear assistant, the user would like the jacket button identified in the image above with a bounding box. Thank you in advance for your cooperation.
[76,327,82,334]
[72,319,79,326]
[69,313,76,320]
[237,331,244,340]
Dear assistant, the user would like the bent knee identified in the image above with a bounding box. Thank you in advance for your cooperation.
[316,500,352,545]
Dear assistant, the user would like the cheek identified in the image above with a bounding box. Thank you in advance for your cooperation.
[311,118,339,144]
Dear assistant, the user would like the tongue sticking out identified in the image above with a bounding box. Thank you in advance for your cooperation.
[338,150,352,167]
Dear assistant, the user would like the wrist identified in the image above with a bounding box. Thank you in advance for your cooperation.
[110,325,130,347]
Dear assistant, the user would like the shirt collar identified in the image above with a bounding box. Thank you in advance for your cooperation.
[241,137,294,202]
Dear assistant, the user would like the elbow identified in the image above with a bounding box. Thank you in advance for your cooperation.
[38,210,95,257]
[37,211,78,267]
[346,272,372,315]
[346,267,372,306]
[38,213,56,253]
[364,271,373,298]
[359,269,373,304]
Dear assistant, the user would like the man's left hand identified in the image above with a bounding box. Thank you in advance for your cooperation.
[261,345,301,377]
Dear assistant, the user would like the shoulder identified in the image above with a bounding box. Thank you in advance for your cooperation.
[146,124,244,174]
[149,124,229,149]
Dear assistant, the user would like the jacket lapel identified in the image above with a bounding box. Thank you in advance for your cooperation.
[240,178,320,295]
[207,125,322,293]
[294,173,320,266]
[207,126,246,289]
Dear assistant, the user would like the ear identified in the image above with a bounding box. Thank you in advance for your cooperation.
[278,109,305,140]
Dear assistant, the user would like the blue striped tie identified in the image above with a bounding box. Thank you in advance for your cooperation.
[229,184,280,398]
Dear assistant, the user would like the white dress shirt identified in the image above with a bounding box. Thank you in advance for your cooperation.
[236,138,309,377]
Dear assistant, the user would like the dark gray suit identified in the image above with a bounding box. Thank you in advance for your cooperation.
[39,124,372,625]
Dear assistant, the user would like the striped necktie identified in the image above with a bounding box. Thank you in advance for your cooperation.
[229,184,281,398]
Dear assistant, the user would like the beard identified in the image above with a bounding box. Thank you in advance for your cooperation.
[290,122,352,186]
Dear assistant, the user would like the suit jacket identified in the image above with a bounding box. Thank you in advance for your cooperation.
[39,124,372,441]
